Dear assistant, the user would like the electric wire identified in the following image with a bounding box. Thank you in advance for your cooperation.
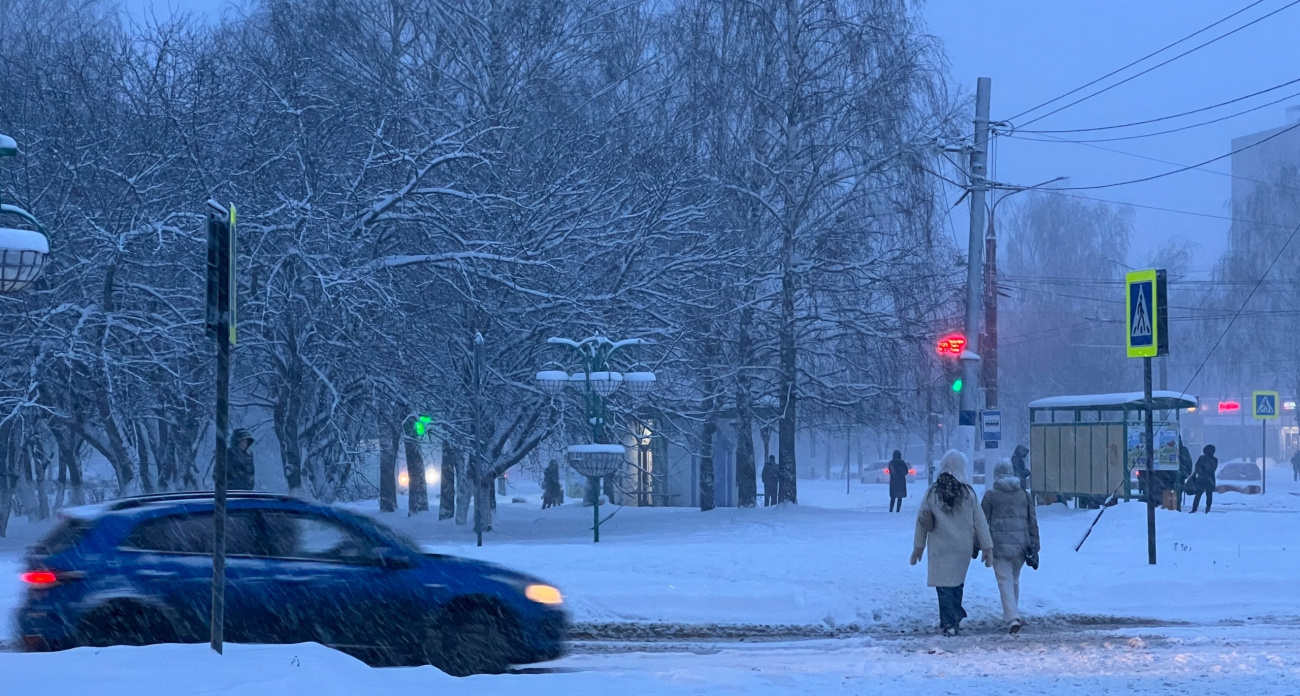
[1005,0,1271,124]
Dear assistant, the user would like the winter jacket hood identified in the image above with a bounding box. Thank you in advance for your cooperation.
[938,450,968,483]
[993,475,1022,492]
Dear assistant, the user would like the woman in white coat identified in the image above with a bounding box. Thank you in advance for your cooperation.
[911,450,993,635]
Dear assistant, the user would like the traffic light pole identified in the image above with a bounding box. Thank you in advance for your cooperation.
[958,77,991,480]
[204,201,235,654]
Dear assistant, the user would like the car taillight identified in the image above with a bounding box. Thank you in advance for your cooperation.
[21,571,60,588]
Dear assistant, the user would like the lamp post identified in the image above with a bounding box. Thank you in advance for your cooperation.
[0,134,50,294]
[536,336,656,542]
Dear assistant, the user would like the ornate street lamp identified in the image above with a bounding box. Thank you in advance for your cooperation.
[0,134,49,294]
[536,335,656,542]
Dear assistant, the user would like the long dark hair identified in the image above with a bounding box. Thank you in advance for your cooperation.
[933,472,968,513]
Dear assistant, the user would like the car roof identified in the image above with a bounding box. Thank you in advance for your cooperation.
[62,491,318,522]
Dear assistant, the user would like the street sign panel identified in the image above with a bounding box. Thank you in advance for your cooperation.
[1125,269,1168,359]
[1253,391,1279,420]
[981,410,1001,441]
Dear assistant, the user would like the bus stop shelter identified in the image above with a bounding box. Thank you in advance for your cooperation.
[1027,391,1198,504]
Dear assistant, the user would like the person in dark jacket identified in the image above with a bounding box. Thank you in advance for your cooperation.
[762,455,778,506]
[981,461,1040,634]
[887,450,909,512]
[542,460,564,509]
[1290,450,1300,482]
[229,428,255,490]
[1011,445,1030,491]
[1188,444,1218,514]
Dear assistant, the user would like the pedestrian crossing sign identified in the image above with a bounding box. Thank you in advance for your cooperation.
[1125,269,1168,359]
[1253,391,1279,420]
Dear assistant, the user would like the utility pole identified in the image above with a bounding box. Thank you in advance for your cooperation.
[204,199,236,654]
[472,332,486,547]
[925,386,936,486]
[959,77,992,481]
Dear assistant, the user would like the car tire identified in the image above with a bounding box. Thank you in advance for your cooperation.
[79,603,175,648]
[427,605,514,677]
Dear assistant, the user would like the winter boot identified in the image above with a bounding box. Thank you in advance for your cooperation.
[1009,618,1023,635]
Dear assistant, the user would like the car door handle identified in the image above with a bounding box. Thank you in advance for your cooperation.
[272,575,315,583]
[135,570,177,578]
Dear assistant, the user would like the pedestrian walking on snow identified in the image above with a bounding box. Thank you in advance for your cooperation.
[1290,450,1300,482]
[1011,445,1031,491]
[762,455,778,506]
[887,450,909,512]
[542,460,564,509]
[229,428,256,491]
[911,450,993,636]
[981,461,1040,634]
[1188,445,1218,514]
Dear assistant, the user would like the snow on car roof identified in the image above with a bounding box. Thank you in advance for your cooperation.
[1028,391,1197,411]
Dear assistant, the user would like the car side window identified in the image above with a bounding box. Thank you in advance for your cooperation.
[123,511,259,556]
[258,512,373,563]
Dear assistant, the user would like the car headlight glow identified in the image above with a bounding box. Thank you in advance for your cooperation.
[525,584,564,605]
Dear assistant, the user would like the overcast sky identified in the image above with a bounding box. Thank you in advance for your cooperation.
[132,0,1295,275]
[926,0,1297,275]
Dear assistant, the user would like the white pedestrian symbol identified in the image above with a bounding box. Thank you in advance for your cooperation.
[1131,285,1152,338]
[1259,397,1275,415]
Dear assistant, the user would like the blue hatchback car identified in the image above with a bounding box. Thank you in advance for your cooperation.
[15,492,568,675]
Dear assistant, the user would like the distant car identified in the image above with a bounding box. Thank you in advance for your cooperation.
[1216,460,1262,495]
[864,460,918,484]
[16,492,568,676]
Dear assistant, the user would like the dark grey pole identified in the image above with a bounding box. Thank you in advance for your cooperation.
[205,204,232,654]
[1143,357,1156,566]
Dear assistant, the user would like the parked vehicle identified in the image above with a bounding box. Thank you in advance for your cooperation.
[16,492,568,676]
[1215,459,1262,495]
[864,460,918,484]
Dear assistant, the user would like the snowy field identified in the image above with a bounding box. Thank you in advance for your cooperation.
[4,467,1300,694]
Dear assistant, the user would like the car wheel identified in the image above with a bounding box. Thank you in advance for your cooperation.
[427,605,514,677]
[79,603,174,648]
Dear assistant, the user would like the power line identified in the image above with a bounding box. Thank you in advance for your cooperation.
[1181,218,1300,392]
[1013,77,1300,135]
[1030,187,1295,230]
[1012,87,1300,143]
[1048,119,1300,191]
[1006,131,1300,196]
[1005,0,1271,124]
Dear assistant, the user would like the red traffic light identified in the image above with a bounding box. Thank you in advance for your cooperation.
[936,334,967,356]
[1218,400,1240,413]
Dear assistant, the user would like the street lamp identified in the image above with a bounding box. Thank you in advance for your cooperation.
[537,335,656,542]
[0,133,50,294]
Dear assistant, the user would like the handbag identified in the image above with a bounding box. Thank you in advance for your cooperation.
[1024,490,1040,570]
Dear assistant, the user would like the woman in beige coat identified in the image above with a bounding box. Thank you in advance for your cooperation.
[911,450,993,635]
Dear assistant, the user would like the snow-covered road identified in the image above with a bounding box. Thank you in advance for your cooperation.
[4,469,1300,693]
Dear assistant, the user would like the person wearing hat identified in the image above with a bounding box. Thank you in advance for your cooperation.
[229,428,256,491]
[981,460,1040,634]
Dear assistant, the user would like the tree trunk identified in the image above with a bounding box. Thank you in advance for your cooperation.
[735,302,757,507]
[778,262,799,503]
[439,440,457,520]
[377,407,398,513]
[404,433,429,514]
[699,410,717,512]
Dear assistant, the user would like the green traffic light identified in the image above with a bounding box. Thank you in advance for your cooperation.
[413,415,433,437]
[951,378,963,393]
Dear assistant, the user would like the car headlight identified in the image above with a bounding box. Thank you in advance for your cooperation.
[525,584,564,606]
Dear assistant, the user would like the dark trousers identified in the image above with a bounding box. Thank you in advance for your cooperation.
[763,488,775,506]
[889,496,903,512]
[936,585,967,630]
[1191,489,1213,513]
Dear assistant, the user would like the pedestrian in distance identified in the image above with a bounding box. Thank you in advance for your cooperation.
[887,450,909,512]
[911,449,993,636]
[1290,450,1300,482]
[229,428,256,491]
[981,461,1040,634]
[1188,444,1218,514]
[762,455,778,507]
[542,460,564,509]
[1011,444,1031,491]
